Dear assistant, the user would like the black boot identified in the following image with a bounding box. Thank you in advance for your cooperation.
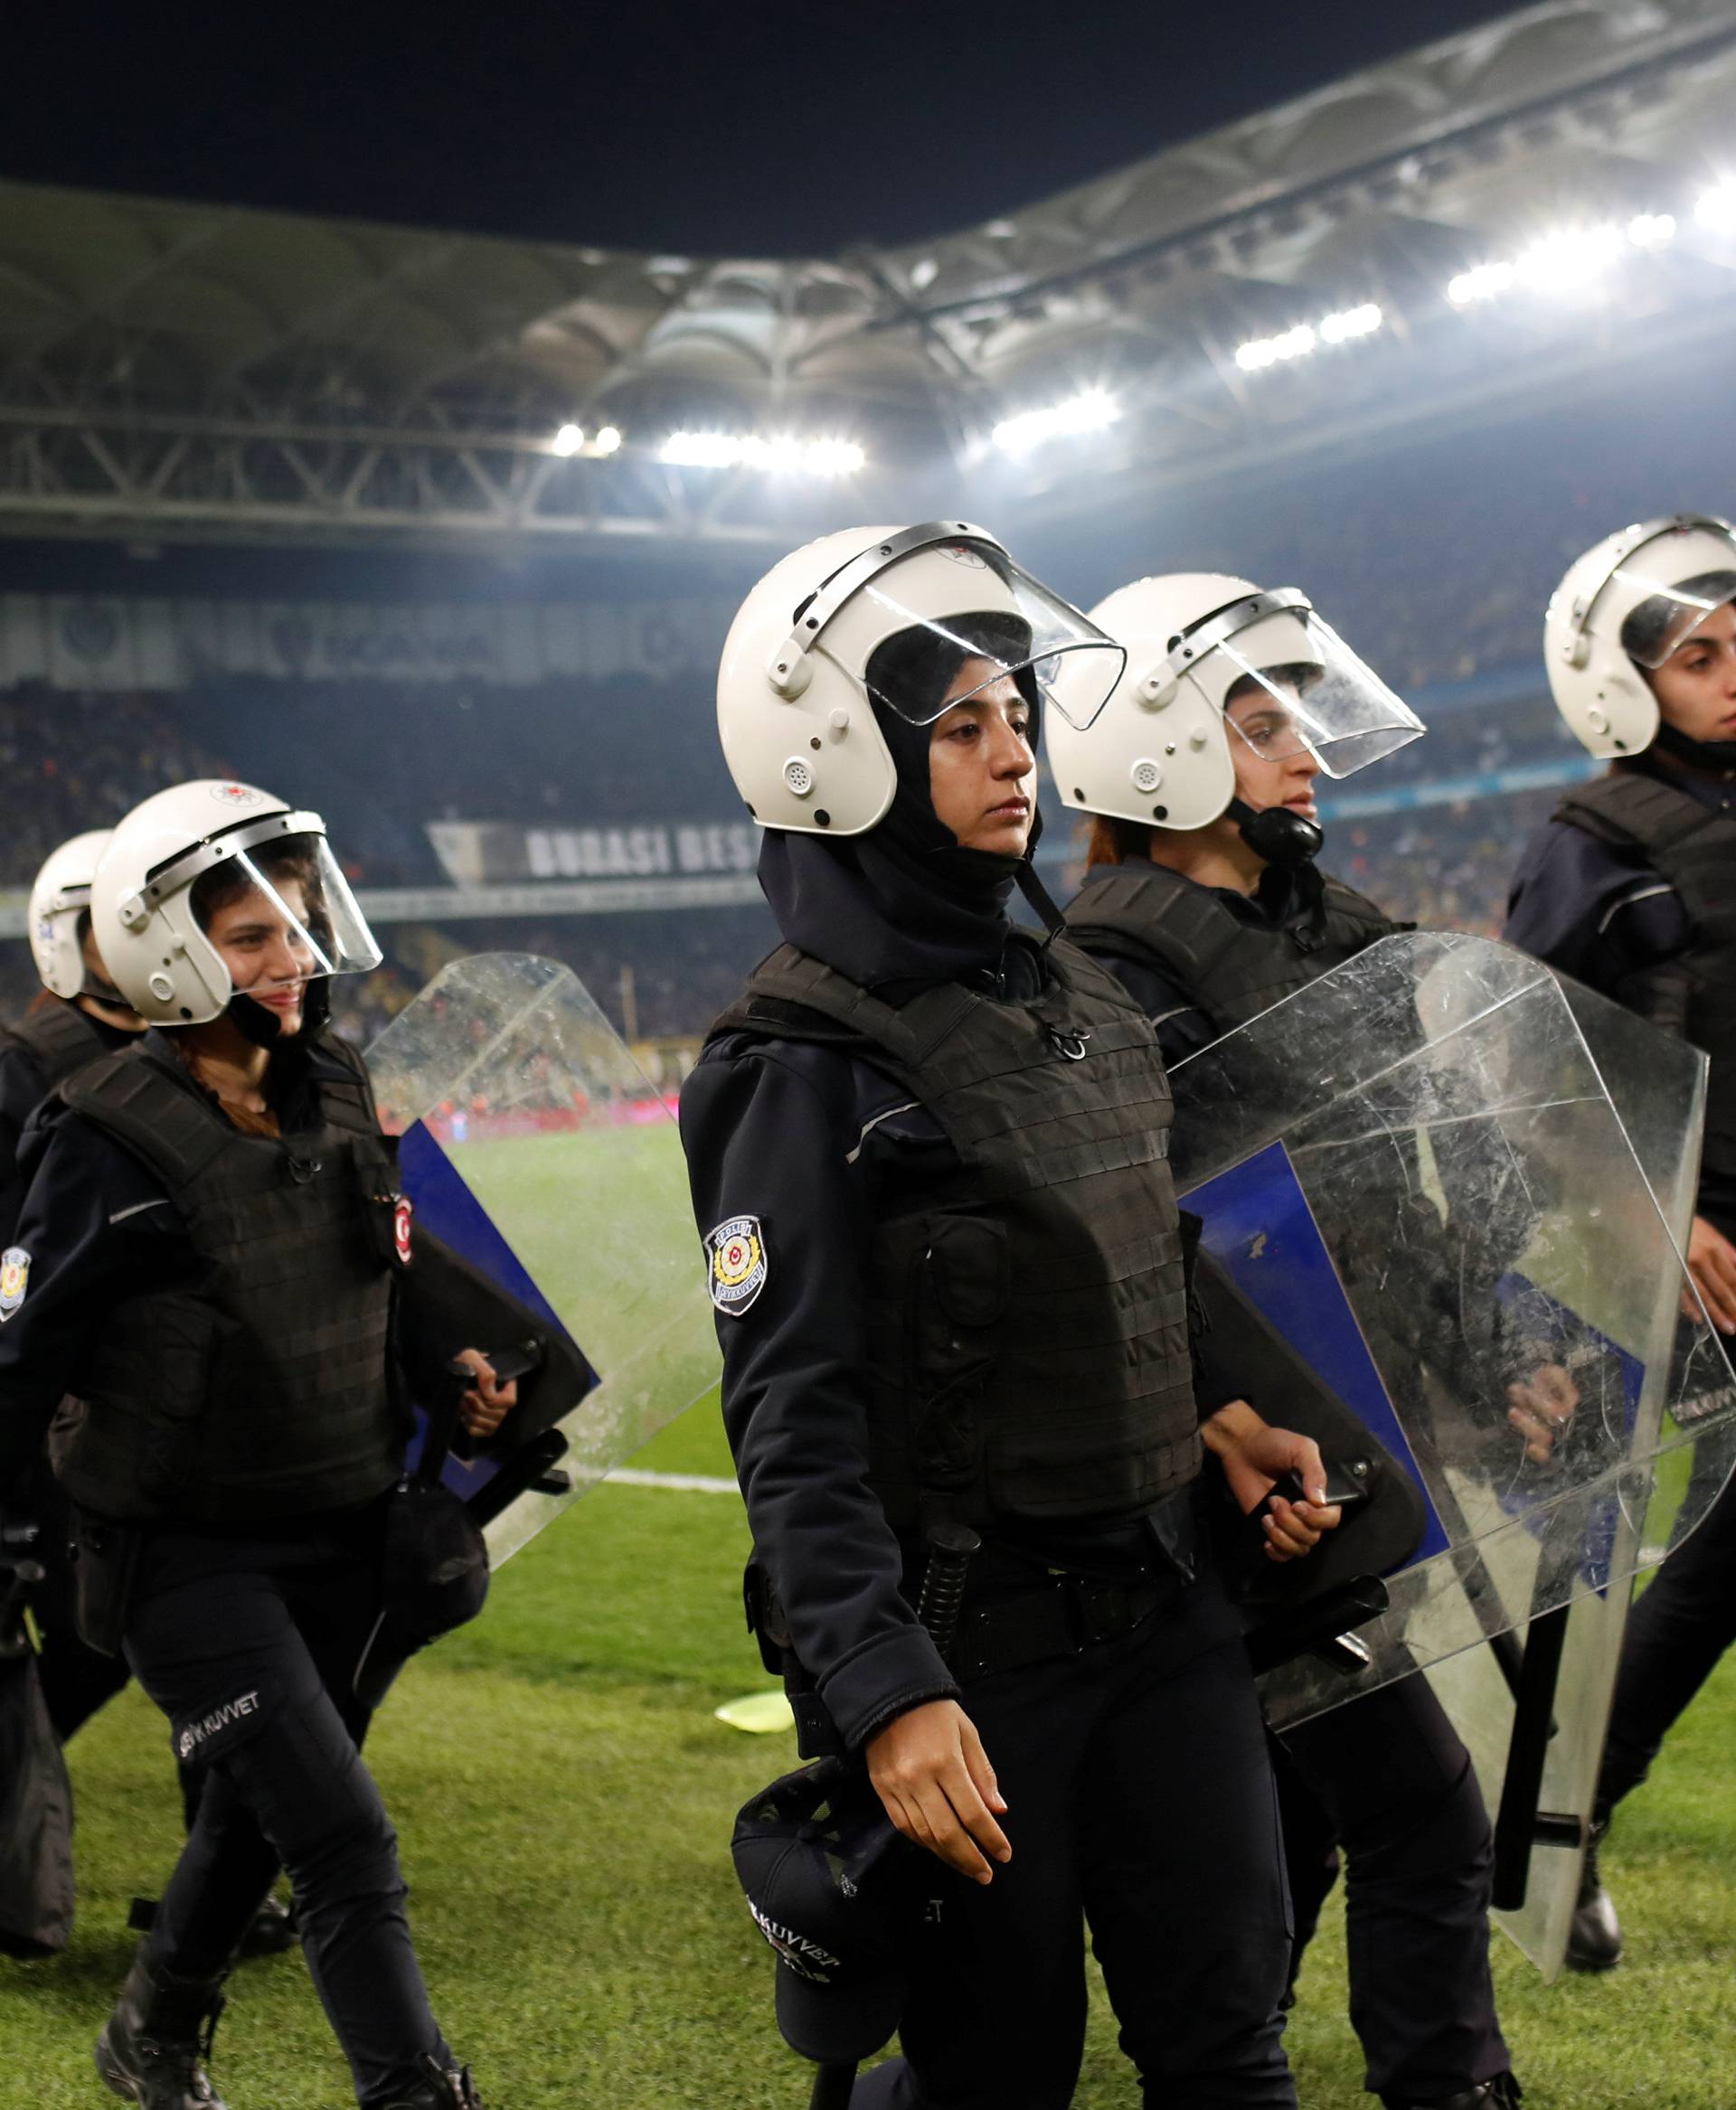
[235,1893,299,1960]
[1565,1822,1622,1973]
[1383,2076,1522,2110]
[376,2054,485,2109]
[95,1947,228,2109]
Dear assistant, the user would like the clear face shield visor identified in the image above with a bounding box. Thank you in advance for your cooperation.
[1616,565,1736,671]
[778,523,1126,732]
[1181,593,1424,779]
[150,820,382,994]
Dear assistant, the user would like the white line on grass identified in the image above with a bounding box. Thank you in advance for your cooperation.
[608,1467,741,1494]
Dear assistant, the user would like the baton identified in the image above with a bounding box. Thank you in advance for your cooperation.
[915,1522,981,1663]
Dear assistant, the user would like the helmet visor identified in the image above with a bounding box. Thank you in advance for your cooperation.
[191,833,382,989]
[1617,562,1736,669]
[1212,605,1423,780]
[854,540,1126,731]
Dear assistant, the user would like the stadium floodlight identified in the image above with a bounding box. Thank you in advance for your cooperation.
[1448,260,1516,306]
[552,423,585,457]
[1627,212,1676,250]
[800,438,867,476]
[991,388,1119,455]
[1512,222,1624,294]
[594,426,622,456]
[661,429,863,475]
[1234,323,1316,372]
[662,430,743,468]
[1696,181,1736,236]
[1317,302,1382,344]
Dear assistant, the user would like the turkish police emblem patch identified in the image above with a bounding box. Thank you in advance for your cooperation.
[707,1215,768,1317]
[393,1195,413,1267]
[0,1247,30,1322]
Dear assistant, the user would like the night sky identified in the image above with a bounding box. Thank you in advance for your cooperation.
[12,1,1525,256]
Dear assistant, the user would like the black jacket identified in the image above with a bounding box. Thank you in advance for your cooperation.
[1506,750,1736,1231]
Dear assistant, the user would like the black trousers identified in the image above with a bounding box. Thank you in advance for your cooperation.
[854,1570,1296,2110]
[122,1511,451,2110]
[1276,1677,1509,2105]
[25,1464,132,1745]
[1599,1459,1736,1816]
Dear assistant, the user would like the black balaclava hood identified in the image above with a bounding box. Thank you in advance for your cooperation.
[757,613,1051,990]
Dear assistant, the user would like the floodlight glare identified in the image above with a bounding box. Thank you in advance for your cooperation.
[594,426,622,455]
[992,388,1118,455]
[552,423,585,456]
[1627,212,1676,249]
[1513,223,1623,294]
[1448,260,1516,305]
[663,430,741,467]
[661,429,863,475]
[1696,182,1736,235]
[1234,324,1316,372]
[1318,303,1382,344]
[803,438,867,476]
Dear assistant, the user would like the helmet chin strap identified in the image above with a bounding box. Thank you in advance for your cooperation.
[223,977,330,1048]
[1227,796,1324,869]
[1014,858,1069,946]
[1653,721,1736,771]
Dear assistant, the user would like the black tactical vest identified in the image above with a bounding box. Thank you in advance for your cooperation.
[0,1001,110,1091]
[1064,861,1401,1036]
[49,1039,408,1525]
[1555,768,1736,1219]
[712,938,1201,1528]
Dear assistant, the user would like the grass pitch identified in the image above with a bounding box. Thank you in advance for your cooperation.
[8,1418,1736,2109]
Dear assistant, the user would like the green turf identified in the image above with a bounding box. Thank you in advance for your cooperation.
[7,1455,1736,2109]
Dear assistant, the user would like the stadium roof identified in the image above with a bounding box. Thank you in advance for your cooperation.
[2,0,1733,550]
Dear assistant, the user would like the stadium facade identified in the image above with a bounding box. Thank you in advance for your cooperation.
[2,0,1733,1046]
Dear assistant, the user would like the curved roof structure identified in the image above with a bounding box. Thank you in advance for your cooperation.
[1,0,1732,547]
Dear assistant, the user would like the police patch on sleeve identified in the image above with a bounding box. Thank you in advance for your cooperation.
[707,1215,769,1317]
[0,1247,29,1323]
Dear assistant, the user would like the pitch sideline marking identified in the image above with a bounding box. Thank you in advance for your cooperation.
[608,1466,739,1494]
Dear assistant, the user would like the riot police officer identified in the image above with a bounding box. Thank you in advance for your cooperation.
[1505,514,1736,1970]
[1,832,148,1746]
[0,780,514,2110]
[682,523,1344,2110]
[1,831,146,1206]
[1048,574,1521,2110]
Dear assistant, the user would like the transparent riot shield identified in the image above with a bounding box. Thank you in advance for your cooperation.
[1168,932,1736,1973]
[1423,967,1711,1972]
[367,954,720,1566]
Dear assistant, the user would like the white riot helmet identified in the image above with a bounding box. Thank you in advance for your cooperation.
[1544,514,1736,758]
[91,780,382,1026]
[27,831,113,999]
[1048,572,1424,831]
[716,521,1125,835]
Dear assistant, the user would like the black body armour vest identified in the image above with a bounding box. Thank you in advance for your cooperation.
[1555,769,1736,1219]
[712,938,1201,1530]
[0,1001,110,1090]
[1065,862,1401,1035]
[50,1039,408,1525]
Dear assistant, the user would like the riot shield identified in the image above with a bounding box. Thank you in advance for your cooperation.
[1168,932,1736,1972]
[366,954,720,1565]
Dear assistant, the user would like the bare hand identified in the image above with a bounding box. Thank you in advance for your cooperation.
[453,1348,519,1438]
[865,1700,1011,1884]
[1506,1362,1581,1465]
[1204,1400,1343,1563]
[1683,1215,1736,1336]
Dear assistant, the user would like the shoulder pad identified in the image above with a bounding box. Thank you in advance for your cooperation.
[4,1002,108,1087]
[60,1048,232,1196]
[1067,864,1247,984]
[1555,770,1708,852]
